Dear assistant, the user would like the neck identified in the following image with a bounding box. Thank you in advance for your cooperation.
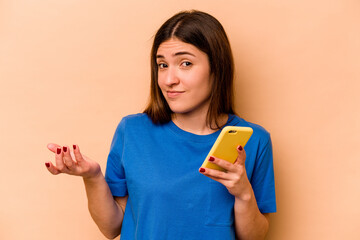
[172,112,228,135]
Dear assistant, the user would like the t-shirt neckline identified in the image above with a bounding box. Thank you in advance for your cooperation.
[166,114,239,143]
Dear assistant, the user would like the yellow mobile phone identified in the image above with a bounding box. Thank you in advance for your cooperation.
[201,126,253,171]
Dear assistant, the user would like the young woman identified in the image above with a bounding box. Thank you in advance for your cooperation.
[45,10,276,240]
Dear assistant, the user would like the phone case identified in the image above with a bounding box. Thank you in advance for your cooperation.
[201,126,253,171]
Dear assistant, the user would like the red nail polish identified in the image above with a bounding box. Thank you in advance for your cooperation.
[57,148,61,154]
[45,162,50,168]
[199,168,205,173]
[73,145,76,150]
[63,146,67,152]
[237,145,243,151]
[209,156,215,162]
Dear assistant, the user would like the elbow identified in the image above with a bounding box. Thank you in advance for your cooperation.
[98,224,121,240]
[102,230,120,240]
[105,235,118,240]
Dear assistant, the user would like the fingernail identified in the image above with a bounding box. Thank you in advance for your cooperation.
[237,145,243,151]
[57,148,61,154]
[199,168,205,173]
[73,145,77,150]
[45,162,50,168]
[209,156,215,162]
[63,146,67,152]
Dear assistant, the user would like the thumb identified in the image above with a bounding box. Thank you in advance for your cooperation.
[47,143,61,153]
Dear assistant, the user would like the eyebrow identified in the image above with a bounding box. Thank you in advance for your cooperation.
[156,51,196,59]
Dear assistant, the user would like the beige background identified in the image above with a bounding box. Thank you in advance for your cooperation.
[1,0,359,239]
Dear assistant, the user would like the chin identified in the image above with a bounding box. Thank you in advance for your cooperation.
[168,105,190,114]
[168,102,208,116]
[170,108,189,114]
[169,106,199,115]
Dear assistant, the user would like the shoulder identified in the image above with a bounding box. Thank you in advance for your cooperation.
[115,113,155,133]
[229,115,271,146]
[247,122,270,142]
[117,113,153,126]
[120,113,151,125]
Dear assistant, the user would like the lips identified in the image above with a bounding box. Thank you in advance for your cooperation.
[166,90,185,98]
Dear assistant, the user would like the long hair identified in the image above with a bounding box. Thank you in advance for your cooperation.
[144,10,235,129]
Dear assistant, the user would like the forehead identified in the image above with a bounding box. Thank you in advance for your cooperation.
[157,38,203,56]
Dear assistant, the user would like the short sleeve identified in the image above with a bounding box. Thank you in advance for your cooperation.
[104,119,128,197]
[250,136,277,213]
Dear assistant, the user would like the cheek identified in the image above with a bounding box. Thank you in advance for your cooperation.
[157,76,165,90]
[191,72,212,92]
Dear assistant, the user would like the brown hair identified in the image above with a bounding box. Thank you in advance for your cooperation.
[144,10,235,129]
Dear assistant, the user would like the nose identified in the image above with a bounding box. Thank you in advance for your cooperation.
[164,67,180,86]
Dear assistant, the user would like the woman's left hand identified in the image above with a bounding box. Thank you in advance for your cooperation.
[199,146,253,200]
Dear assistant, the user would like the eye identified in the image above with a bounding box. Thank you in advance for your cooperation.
[158,63,168,69]
[181,61,192,67]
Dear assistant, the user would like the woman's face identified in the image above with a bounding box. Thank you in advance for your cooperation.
[156,38,212,117]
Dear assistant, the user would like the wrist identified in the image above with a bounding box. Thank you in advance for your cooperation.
[234,188,257,210]
[234,181,254,202]
[83,169,103,183]
[234,190,260,215]
[235,192,253,202]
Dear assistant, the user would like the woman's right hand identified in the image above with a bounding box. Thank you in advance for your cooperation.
[45,143,101,179]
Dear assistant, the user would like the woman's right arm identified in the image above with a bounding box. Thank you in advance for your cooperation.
[45,143,127,239]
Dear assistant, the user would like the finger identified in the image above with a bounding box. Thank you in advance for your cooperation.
[54,147,68,173]
[207,156,237,173]
[234,145,246,166]
[62,145,76,169]
[45,162,61,175]
[72,144,85,165]
[199,167,231,181]
[47,143,61,153]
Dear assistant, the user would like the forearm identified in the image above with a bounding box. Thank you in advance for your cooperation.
[83,172,124,239]
[233,191,269,240]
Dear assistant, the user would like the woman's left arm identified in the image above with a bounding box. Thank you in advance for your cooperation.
[199,146,270,240]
